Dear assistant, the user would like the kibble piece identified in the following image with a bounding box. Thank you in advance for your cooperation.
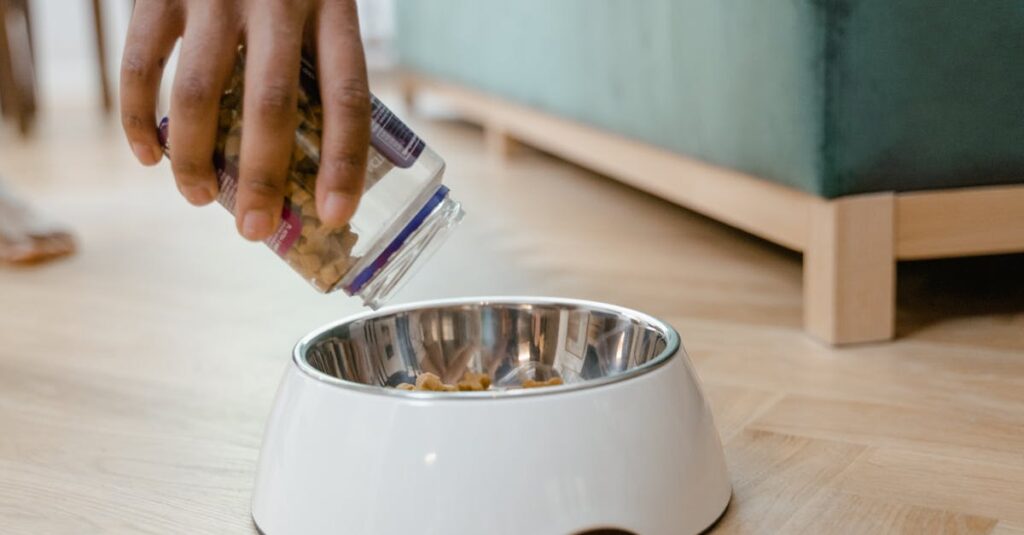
[456,371,492,391]
[292,189,312,206]
[522,377,564,389]
[318,263,341,287]
[395,369,568,392]
[415,372,445,391]
[296,253,323,273]
[456,378,482,391]
[300,199,318,218]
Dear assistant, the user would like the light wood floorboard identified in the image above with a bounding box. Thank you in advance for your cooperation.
[0,89,1022,533]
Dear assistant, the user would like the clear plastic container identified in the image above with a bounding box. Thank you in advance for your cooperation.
[159,50,463,308]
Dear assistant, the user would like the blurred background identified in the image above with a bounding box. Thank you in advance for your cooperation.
[1,2,1023,533]
[4,0,398,118]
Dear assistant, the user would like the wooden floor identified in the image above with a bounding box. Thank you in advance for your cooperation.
[1,90,1023,535]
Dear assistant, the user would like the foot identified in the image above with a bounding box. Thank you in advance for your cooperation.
[0,184,76,265]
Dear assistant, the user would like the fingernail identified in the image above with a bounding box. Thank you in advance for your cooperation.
[322,192,355,226]
[181,185,214,206]
[241,210,274,241]
[132,143,160,165]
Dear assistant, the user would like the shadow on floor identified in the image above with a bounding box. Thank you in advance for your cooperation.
[897,252,1024,338]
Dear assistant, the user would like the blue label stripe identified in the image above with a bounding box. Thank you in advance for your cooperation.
[345,186,450,295]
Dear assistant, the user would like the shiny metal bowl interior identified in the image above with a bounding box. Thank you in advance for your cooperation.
[296,298,680,397]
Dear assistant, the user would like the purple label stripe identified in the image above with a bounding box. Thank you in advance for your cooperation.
[345,186,449,294]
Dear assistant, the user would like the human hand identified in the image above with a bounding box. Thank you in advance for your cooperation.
[120,0,371,240]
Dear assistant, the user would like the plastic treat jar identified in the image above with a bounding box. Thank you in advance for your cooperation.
[159,49,463,308]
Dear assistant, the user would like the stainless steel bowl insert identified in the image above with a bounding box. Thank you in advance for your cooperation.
[295,297,680,398]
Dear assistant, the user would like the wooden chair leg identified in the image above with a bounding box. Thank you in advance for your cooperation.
[804,193,896,345]
[0,0,36,135]
[19,0,32,65]
[0,1,15,121]
[92,0,113,113]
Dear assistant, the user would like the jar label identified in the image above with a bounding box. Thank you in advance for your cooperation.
[266,201,303,256]
[369,96,424,169]
[299,54,424,169]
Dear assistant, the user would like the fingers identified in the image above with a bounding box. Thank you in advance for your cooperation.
[315,0,371,227]
[120,0,183,166]
[236,4,306,241]
[168,3,241,206]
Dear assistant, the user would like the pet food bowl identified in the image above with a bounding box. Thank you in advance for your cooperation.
[252,298,731,535]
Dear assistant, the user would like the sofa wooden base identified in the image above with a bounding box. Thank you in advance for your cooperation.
[401,73,1024,345]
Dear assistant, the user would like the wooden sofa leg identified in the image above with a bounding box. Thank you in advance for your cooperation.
[803,193,896,345]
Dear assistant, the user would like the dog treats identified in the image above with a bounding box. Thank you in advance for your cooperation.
[206,53,366,291]
[522,377,564,388]
[457,371,492,391]
[396,371,560,392]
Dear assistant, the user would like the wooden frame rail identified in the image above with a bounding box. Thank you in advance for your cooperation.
[401,73,1024,344]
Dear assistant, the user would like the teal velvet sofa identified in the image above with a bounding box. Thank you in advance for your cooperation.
[395,0,1024,344]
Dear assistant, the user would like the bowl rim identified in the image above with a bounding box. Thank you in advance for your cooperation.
[292,296,682,400]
